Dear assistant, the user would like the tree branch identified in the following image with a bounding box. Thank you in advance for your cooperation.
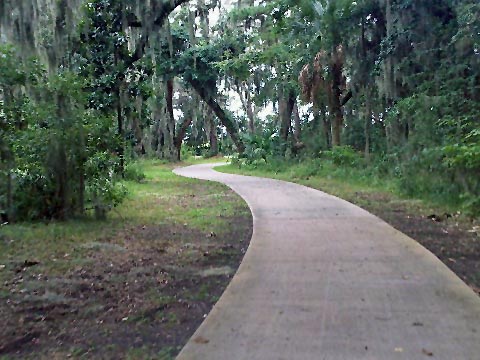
[188,78,245,153]
[340,89,353,106]
[126,13,143,28]
[126,0,191,68]
[175,117,193,148]
[154,0,192,26]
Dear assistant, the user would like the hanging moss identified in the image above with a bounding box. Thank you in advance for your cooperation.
[0,0,84,71]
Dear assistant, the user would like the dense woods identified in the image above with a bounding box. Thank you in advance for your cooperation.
[0,0,479,221]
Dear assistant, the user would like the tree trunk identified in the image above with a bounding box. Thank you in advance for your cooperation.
[6,168,13,223]
[162,19,177,161]
[364,96,371,162]
[165,78,177,160]
[126,0,192,68]
[51,140,68,220]
[130,96,144,156]
[279,89,295,143]
[246,90,255,135]
[385,120,392,153]
[331,114,341,147]
[131,115,144,155]
[209,122,218,156]
[237,82,256,135]
[198,0,210,38]
[78,126,85,216]
[384,0,396,102]
[94,191,106,221]
[321,108,332,149]
[205,110,218,156]
[53,94,69,220]
[312,104,331,150]
[293,101,302,143]
[174,117,193,161]
[331,54,344,147]
[189,79,245,153]
[117,95,124,178]
[114,39,125,176]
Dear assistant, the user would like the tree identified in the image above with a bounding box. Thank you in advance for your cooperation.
[0,45,32,221]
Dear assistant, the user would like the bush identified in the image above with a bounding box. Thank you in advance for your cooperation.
[83,151,128,219]
[372,152,402,177]
[12,165,54,220]
[124,161,146,182]
[293,158,323,178]
[319,146,363,167]
[397,147,462,204]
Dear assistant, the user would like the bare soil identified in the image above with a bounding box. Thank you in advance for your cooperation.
[0,189,252,359]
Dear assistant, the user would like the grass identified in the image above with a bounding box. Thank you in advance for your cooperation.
[0,158,236,279]
[217,158,459,219]
[0,155,251,359]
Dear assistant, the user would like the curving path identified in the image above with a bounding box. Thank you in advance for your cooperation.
[174,163,480,360]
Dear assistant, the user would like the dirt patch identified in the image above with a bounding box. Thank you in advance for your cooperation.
[348,191,480,295]
[0,192,252,359]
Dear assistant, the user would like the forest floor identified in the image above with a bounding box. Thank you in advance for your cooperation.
[219,163,480,296]
[0,159,252,359]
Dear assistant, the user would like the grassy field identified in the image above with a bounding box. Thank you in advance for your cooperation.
[0,158,252,359]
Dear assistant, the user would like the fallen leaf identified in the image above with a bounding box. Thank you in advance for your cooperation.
[422,348,433,356]
[194,336,210,344]
[23,260,40,267]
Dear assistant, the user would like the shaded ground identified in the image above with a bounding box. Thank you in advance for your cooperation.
[347,192,480,295]
[0,164,252,359]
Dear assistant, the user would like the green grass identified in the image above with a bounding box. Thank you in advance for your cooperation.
[0,157,240,283]
[217,160,390,196]
[217,158,457,218]
[0,155,248,358]
[181,154,229,165]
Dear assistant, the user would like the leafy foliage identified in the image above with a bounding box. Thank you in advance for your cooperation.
[224,0,480,216]
[0,45,126,221]
[1,0,480,219]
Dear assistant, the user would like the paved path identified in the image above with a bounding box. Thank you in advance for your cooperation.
[174,164,480,360]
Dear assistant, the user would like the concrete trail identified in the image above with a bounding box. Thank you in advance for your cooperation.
[173,163,480,360]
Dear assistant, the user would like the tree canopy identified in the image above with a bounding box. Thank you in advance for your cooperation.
[1,0,479,220]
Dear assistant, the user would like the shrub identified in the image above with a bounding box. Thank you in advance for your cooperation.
[319,146,363,167]
[124,161,146,182]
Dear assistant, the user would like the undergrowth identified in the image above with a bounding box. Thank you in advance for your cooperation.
[226,146,478,218]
